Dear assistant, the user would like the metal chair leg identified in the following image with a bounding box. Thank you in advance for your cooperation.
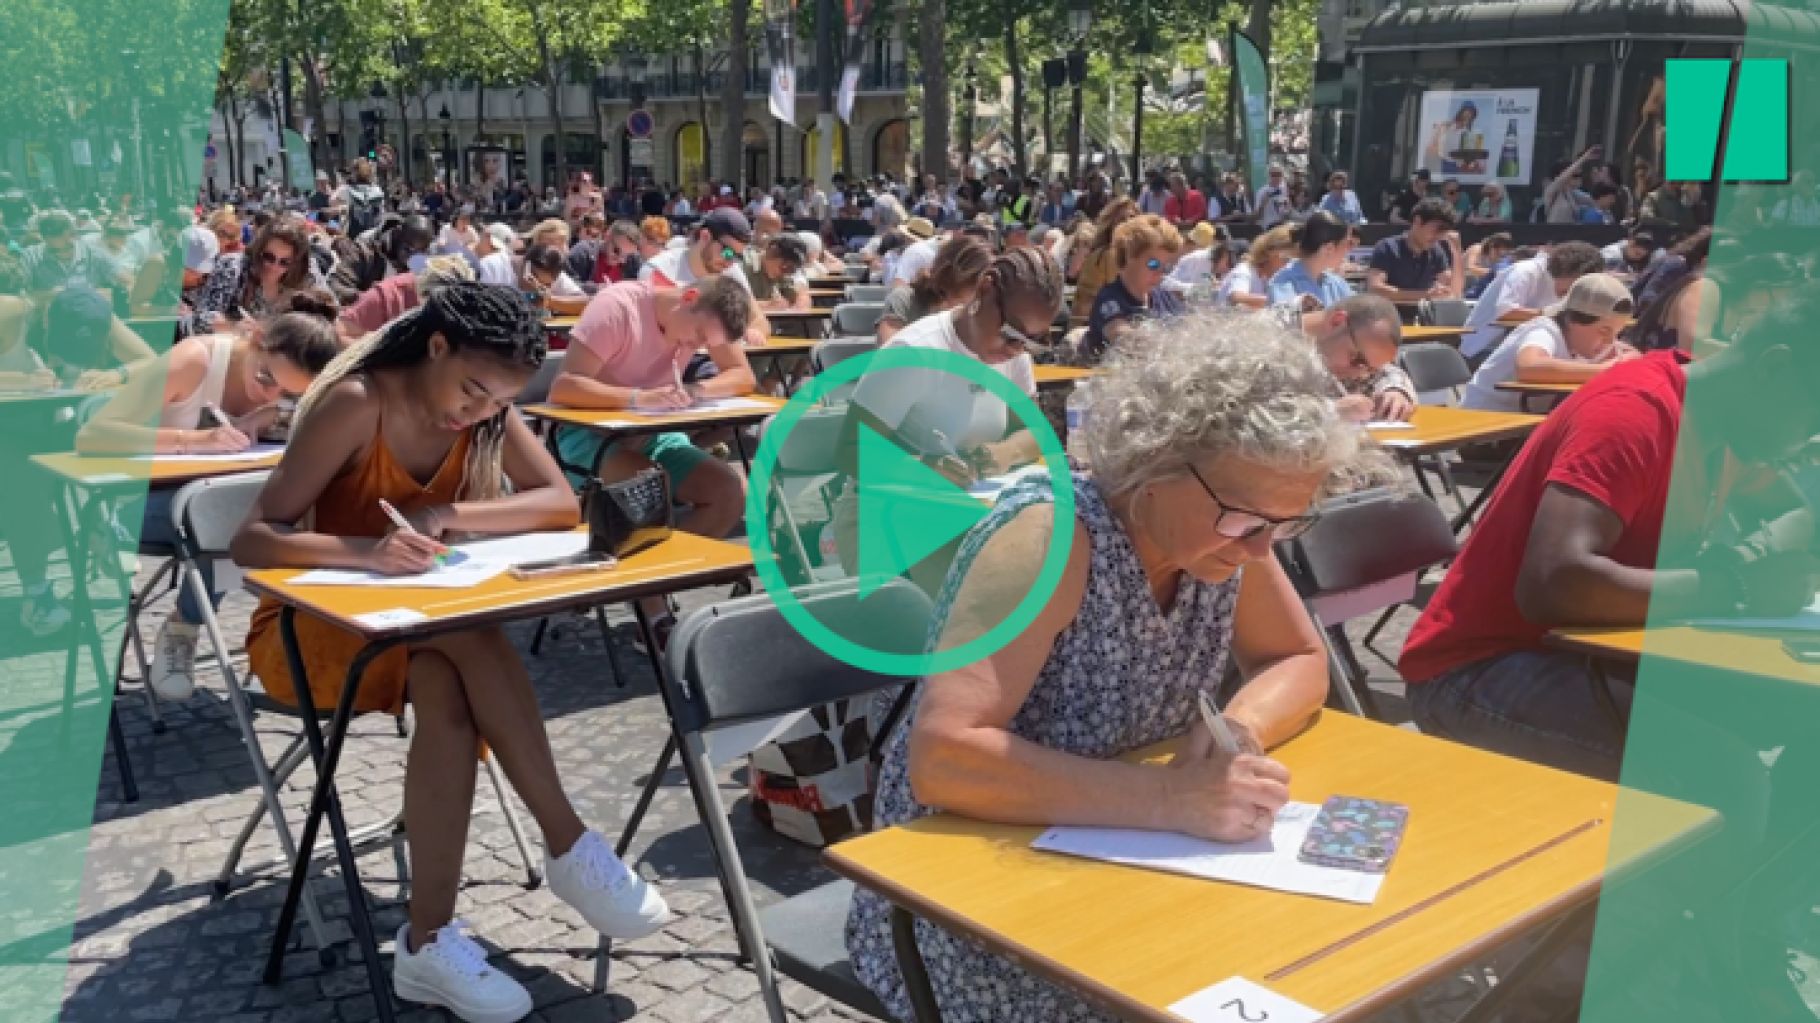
[484,756,542,889]
[593,606,627,689]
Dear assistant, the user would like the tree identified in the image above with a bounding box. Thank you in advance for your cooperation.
[917,0,951,182]
[720,0,751,185]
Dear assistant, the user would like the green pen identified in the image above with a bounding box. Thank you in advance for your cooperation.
[379,498,448,566]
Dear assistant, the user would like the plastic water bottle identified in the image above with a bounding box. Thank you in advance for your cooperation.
[1065,380,1094,468]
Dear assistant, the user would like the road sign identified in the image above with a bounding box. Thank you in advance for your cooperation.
[627,109,654,139]
[628,137,654,168]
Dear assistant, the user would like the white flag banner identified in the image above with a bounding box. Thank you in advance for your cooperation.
[838,66,861,124]
[765,0,798,125]
[837,0,873,125]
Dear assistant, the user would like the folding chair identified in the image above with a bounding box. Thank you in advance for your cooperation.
[518,350,566,410]
[1417,298,1472,327]
[757,408,849,585]
[167,474,542,965]
[596,579,936,1022]
[829,303,886,339]
[1278,488,1457,718]
[1396,342,1474,512]
[845,284,889,305]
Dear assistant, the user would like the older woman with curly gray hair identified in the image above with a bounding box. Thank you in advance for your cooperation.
[847,308,1367,1023]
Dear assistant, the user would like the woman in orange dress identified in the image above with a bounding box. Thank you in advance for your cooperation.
[233,283,669,1023]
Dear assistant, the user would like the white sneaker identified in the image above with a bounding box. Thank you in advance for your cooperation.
[147,619,199,701]
[391,920,532,1023]
[19,585,69,638]
[545,829,671,940]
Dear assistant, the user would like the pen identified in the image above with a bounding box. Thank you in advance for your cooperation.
[378,498,448,564]
[203,402,229,429]
[1196,691,1242,756]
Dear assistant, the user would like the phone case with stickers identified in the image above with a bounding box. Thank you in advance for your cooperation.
[1297,795,1409,873]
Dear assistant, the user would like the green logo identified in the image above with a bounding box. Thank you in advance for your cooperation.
[745,347,1076,676]
[1666,58,1790,184]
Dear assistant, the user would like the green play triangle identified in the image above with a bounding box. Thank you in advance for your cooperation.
[855,424,990,598]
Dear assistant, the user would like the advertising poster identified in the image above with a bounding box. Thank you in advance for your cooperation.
[1418,88,1539,184]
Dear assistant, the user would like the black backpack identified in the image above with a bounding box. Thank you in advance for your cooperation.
[346,185,384,236]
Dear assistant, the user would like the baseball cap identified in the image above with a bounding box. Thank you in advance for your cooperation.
[1546,272,1634,318]
[904,216,936,240]
[702,207,753,244]
[182,224,219,273]
[485,222,517,248]
[1189,222,1218,248]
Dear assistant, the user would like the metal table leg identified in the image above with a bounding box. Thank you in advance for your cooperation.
[51,480,137,801]
[261,607,398,1023]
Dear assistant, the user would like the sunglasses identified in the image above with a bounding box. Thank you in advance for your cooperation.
[995,293,1042,351]
[1188,463,1319,541]
[1145,258,1176,273]
[260,251,293,269]
[720,245,739,262]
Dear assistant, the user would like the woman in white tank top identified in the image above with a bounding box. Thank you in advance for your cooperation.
[76,300,343,702]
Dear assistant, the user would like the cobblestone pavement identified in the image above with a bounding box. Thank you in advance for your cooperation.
[58,485,1557,1023]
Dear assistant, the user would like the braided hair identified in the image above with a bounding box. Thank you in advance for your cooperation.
[295,281,546,503]
[984,245,1065,318]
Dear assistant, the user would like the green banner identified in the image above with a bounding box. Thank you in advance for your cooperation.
[284,128,314,192]
[1232,29,1270,197]
[0,0,228,1017]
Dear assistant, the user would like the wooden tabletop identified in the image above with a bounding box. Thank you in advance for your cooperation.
[1548,625,1820,685]
[523,396,788,436]
[32,449,283,488]
[1368,405,1542,456]
[1034,365,1097,391]
[765,308,836,321]
[825,712,1715,1023]
[1495,380,1581,396]
[741,338,819,358]
[545,315,579,333]
[1401,325,1468,345]
[245,531,753,641]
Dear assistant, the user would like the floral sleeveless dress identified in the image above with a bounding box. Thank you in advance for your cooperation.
[845,472,1244,1022]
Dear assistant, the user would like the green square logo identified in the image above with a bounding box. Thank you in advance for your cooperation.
[1666,58,1790,184]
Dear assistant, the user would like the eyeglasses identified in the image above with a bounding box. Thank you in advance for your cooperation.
[1187,463,1319,541]
[1144,257,1176,273]
[260,251,293,268]
[995,293,1042,351]
[1338,323,1374,373]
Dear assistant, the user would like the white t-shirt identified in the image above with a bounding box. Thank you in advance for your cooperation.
[1169,248,1218,291]
[888,237,941,288]
[1460,253,1555,357]
[1254,185,1292,228]
[1217,261,1267,305]
[638,246,753,294]
[1462,317,1576,413]
[476,250,516,287]
[853,309,1037,452]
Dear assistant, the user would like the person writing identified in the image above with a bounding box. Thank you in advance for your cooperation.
[847,309,1380,1021]
[1268,212,1355,310]
[78,294,342,701]
[232,284,671,1023]
[1366,197,1460,304]
[1081,214,1184,360]
[877,235,991,345]
[1461,274,1640,413]
[743,233,812,312]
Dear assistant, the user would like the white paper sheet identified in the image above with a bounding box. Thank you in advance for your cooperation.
[1032,801,1386,904]
[1169,977,1325,1023]
[629,396,777,417]
[1364,420,1415,431]
[964,465,1051,500]
[124,443,285,463]
[1688,594,1820,632]
[289,531,591,589]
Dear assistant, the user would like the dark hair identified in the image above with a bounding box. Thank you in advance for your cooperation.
[36,211,72,238]
[913,235,993,307]
[1544,241,1604,280]
[1296,210,1353,256]
[389,215,435,262]
[766,234,808,269]
[687,275,752,343]
[260,290,341,374]
[1410,197,1457,227]
[244,215,316,298]
[522,243,564,277]
[1589,182,1619,201]
[982,246,1064,316]
[1673,227,1713,266]
[0,249,24,296]
[1481,231,1514,254]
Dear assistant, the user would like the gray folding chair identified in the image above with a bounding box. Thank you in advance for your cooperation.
[830,303,886,338]
[518,349,566,409]
[1417,298,1472,327]
[845,284,889,305]
[757,408,850,585]
[1278,488,1457,718]
[169,474,541,965]
[1396,342,1474,510]
[594,579,935,1022]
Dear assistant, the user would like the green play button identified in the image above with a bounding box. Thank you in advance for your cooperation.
[745,346,1076,677]
[855,423,990,599]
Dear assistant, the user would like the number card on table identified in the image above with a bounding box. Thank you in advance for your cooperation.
[1169,976,1323,1023]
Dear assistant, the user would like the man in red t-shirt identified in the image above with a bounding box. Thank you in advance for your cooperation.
[1399,316,1820,781]
[1162,172,1208,231]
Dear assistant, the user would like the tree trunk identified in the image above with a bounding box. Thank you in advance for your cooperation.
[527,3,570,190]
[1246,0,1271,67]
[917,0,949,182]
[299,56,329,171]
[720,0,749,185]
[697,41,713,183]
[393,85,413,188]
[1005,18,1027,178]
[417,89,433,188]
[224,94,244,186]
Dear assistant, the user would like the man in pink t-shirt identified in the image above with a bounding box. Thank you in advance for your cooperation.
[549,277,756,543]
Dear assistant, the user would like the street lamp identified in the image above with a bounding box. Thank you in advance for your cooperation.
[1066,0,1092,181]
[1130,19,1153,184]
[438,103,452,188]
[961,56,979,177]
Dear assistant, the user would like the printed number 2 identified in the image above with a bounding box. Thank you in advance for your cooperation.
[1220,999,1270,1022]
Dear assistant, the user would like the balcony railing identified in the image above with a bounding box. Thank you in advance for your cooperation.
[593,62,909,101]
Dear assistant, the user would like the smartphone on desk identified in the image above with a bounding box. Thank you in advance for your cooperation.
[509,551,617,580]
[1782,639,1820,663]
[1297,795,1410,874]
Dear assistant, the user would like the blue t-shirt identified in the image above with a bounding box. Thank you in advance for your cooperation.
[1083,276,1181,359]
[1267,259,1353,308]
[1369,234,1453,293]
